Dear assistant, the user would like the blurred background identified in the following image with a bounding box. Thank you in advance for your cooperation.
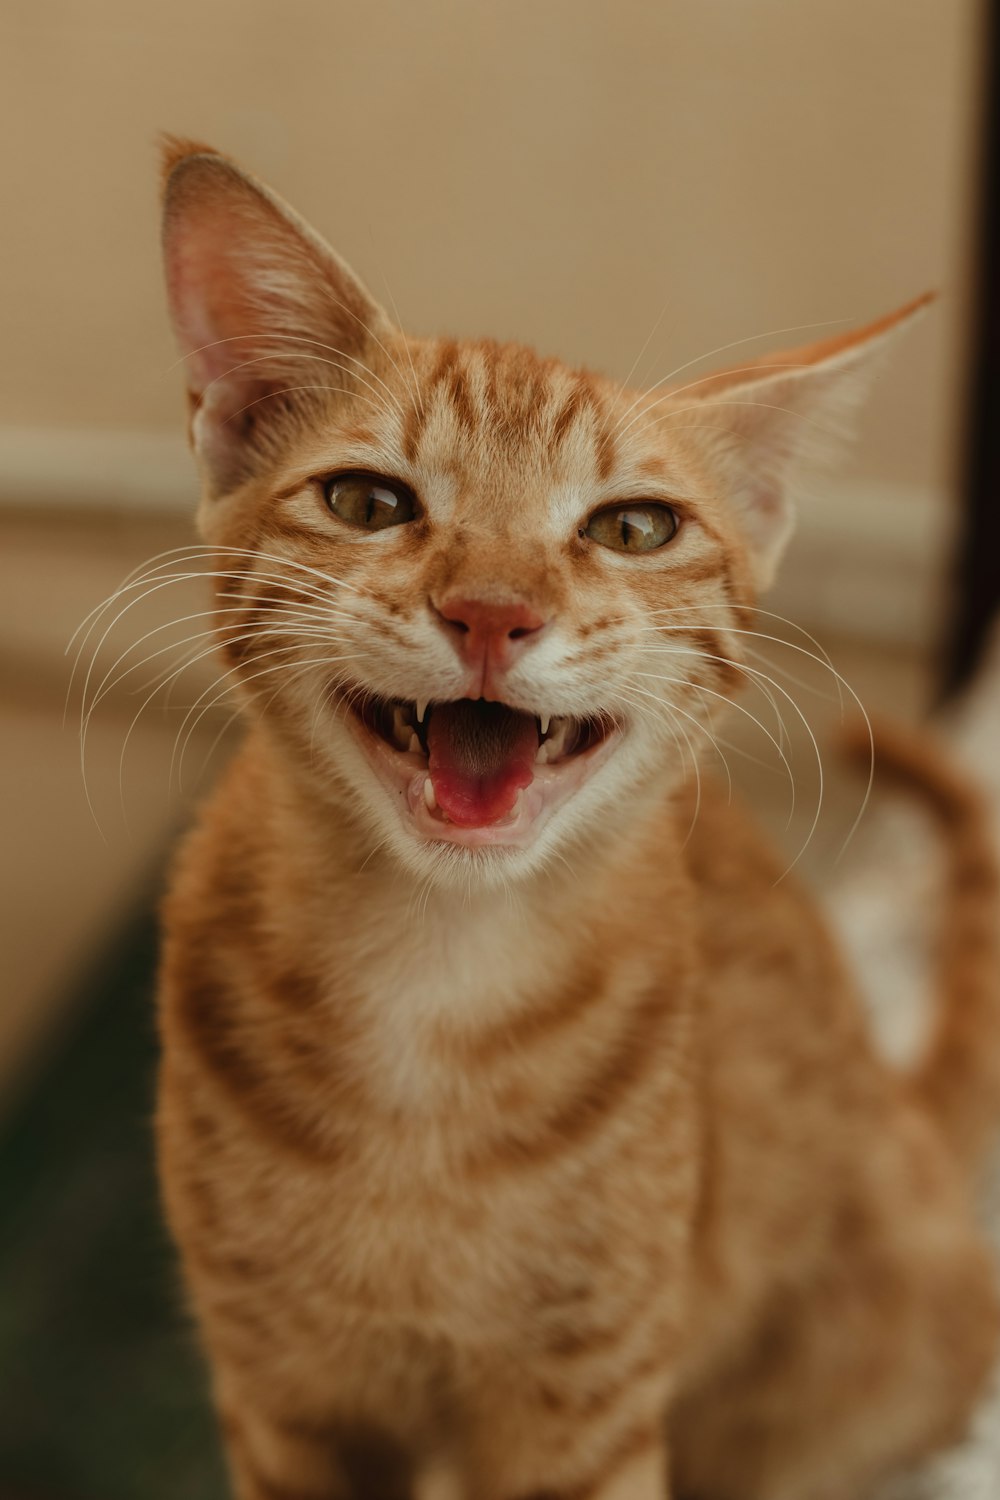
[0,1,995,1496]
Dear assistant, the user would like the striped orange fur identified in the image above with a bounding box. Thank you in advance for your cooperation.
[156,144,1000,1499]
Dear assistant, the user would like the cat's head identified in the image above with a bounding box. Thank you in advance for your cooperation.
[161,140,927,887]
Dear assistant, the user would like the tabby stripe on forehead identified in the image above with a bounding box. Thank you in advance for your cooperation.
[404,338,469,459]
[399,341,442,460]
[401,339,620,475]
[449,359,479,435]
[551,374,618,480]
[550,381,587,448]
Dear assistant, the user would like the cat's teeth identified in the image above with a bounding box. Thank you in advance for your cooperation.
[391,705,413,750]
[408,733,422,755]
[539,713,551,737]
[542,718,572,761]
[535,720,575,763]
[416,698,429,724]
[423,777,437,812]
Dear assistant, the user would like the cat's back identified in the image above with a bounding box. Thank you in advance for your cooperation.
[681,774,867,1025]
[682,774,889,1150]
[677,779,907,1344]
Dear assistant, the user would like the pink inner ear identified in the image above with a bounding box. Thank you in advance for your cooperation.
[166,211,267,397]
[165,203,300,489]
[724,446,795,575]
[162,153,390,492]
[749,483,784,520]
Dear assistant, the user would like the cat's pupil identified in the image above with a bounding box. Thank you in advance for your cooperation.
[368,485,392,522]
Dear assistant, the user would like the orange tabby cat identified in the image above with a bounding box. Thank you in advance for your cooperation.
[156,140,1000,1500]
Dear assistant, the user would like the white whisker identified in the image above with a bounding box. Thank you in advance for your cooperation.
[170,330,406,422]
[67,546,371,712]
[640,607,875,867]
[615,298,677,398]
[608,317,849,438]
[82,603,353,727]
[168,647,368,796]
[366,256,425,418]
[631,663,795,827]
[225,383,400,429]
[620,676,732,799]
[618,394,840,449]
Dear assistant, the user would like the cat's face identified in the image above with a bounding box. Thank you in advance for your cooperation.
[197,334,753,885]
[161,141,925,886]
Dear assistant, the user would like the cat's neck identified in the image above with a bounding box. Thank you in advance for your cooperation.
[227,728,697,1114]
[252,724,688,1022]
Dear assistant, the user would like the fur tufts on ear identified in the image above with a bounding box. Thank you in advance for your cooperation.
[160,141,393,495]
[673,293,935,590]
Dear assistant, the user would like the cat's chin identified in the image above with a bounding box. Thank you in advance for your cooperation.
[340,689,622,853]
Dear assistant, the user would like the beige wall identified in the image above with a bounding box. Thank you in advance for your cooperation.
[0,0,984,494]
[0,1,985,1076]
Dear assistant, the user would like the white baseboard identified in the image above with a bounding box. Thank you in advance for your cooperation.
[0,426,198,513]
[0,426,954,651]
[771,478,953,651]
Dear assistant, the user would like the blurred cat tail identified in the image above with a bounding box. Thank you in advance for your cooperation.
[841,715,1000,1169]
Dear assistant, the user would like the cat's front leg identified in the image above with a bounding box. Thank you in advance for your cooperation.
[546,1439,670,1500]
[464,1372,671,1500]
[217,1396,352,1500]
[219,1396,669,1500]
[217,1389,419,1500]
[586,1443,670,1500]
[491,1432,670,1500]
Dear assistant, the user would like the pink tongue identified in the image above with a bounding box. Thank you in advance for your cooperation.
[427,701,539,827]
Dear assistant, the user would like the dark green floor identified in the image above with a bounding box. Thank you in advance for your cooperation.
[0,903,228,1500]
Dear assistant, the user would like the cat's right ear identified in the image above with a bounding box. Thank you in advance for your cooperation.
[160,138,394,495]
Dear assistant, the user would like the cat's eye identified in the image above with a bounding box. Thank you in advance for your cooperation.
[323,473,417,531]
[584,503,679,553]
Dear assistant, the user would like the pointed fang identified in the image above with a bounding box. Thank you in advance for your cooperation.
[391,704,413,750]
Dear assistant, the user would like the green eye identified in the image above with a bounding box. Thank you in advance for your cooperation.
[323,473,417,531]
[584,503,678,553]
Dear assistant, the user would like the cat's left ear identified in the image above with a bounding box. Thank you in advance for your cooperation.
[160,137,396,496]
[675,293,934,590]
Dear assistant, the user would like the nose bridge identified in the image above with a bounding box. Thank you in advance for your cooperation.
[426,529,563,617]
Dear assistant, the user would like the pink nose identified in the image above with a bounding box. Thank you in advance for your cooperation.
[433,596,548,677]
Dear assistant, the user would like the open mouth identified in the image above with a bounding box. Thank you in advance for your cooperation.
[345,692,620,848]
